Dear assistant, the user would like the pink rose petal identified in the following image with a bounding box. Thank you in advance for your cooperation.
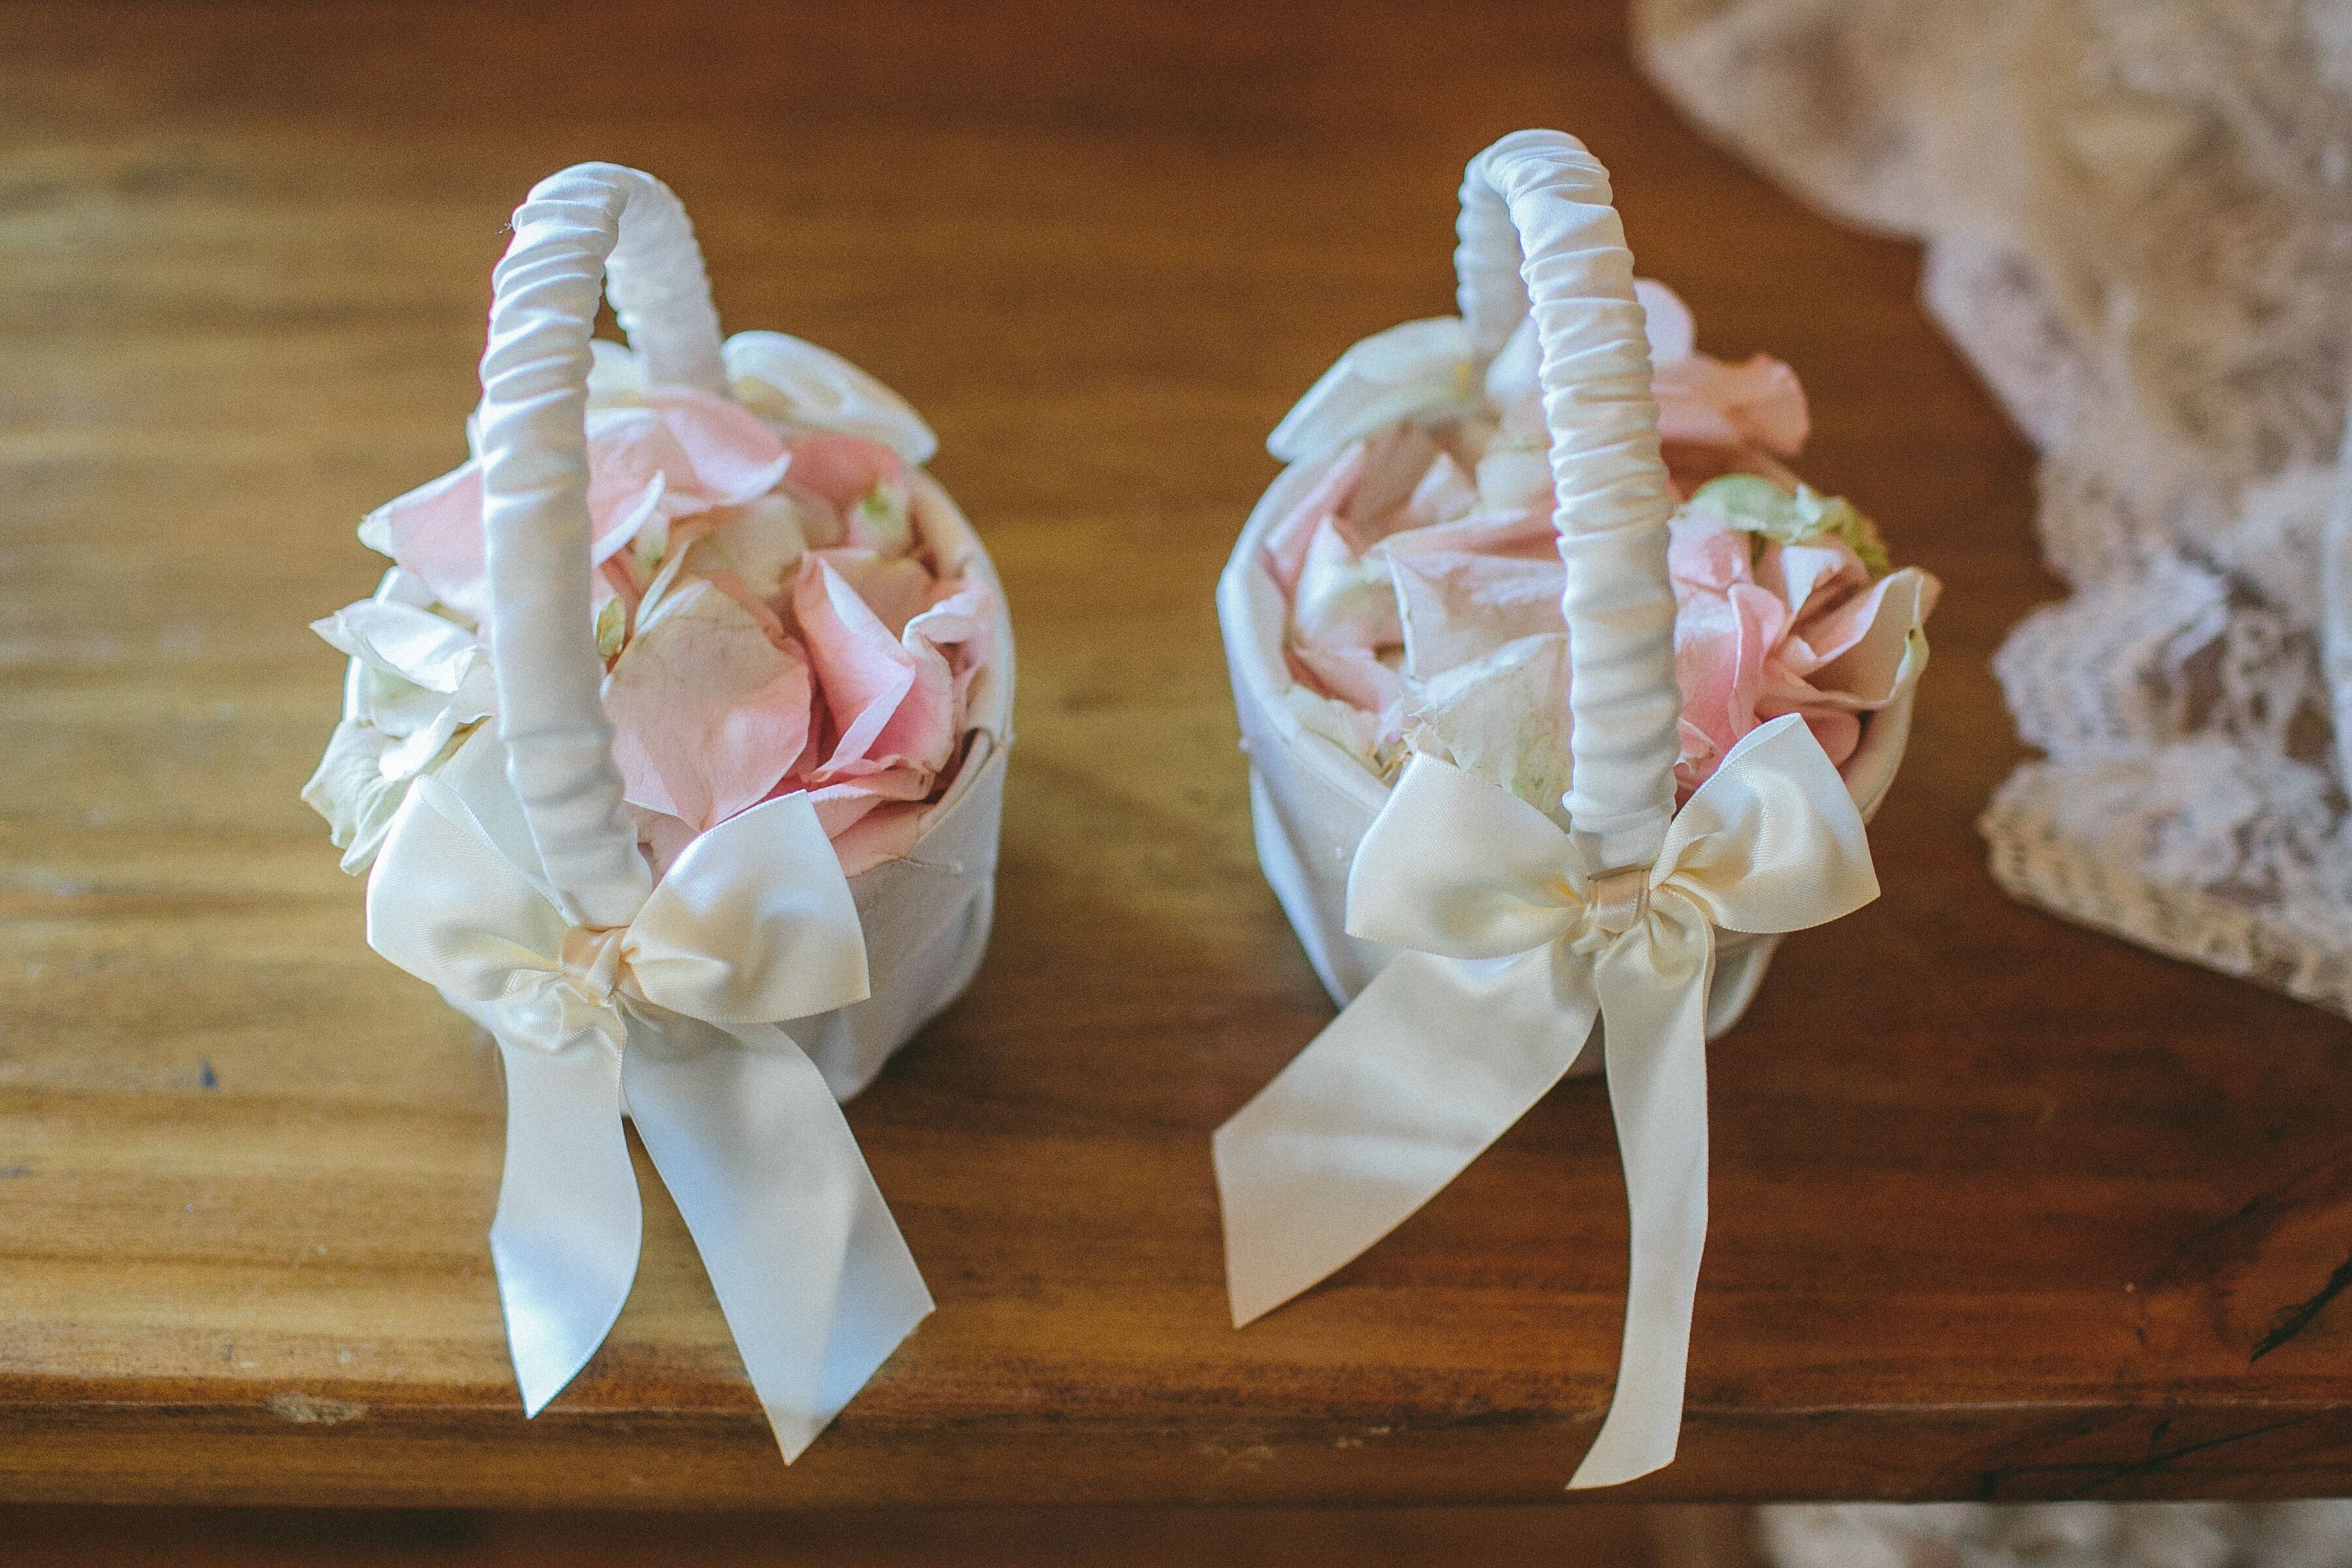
[1262,440,1369,595]
[1292,516,1400,656]
[638,387,792,502]
[777,477,850,549]
[785,433,904,513]
[1382,505,1559,562]
[1403,452,1478,529]
[593,472,670,564]
[1806,568,1933,699]
[1290,640,1401,717]
[1654,355,1809,457]
[808,766,935,819]
[585,395,789,531]
[1389,549,1564,681]
[378,386,787,624]
[583,408,686,532]
[1667,506,1753,595]
[792,556,987,784]
[376,461,492,622]
[794,555,918,774]
[828,799,932,877]
[627,803,700,883]
[1765,538,1869,626]
[1790,706,1863,768]
[869,580,992,774]
[1336,426,1445,552]
[1715,355,1809,455]
[1669,574,1791,788]
[603,580,812,831]
[816,547,936,638]
[1810,710,1863,764]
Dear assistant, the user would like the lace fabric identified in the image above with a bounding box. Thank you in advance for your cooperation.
[1635,0,2352,1016]
[1759,1501,2352,1568]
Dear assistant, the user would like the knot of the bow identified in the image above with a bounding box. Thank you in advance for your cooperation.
[365,770,872,1051]
[558,924,630,1005]
[1584,866,1651,938]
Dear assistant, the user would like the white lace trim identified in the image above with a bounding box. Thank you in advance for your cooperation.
[1760,1501,2352,1568]
[1637,0,2352,1019]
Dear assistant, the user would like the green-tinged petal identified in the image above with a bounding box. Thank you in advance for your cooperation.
[1693,474,1891,577]
[595,594,627,662]
[854,482,914,556]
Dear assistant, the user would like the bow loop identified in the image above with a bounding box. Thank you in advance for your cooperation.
[623,792,870,1025]
[367,774,574,1011]
[1345,751,1590,960]
[1651,715,1878,936]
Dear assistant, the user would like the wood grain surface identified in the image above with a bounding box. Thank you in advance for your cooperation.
[4,0,2351,1511]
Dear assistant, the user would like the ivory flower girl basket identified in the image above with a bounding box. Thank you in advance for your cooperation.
[1213,131,1933,1487]
[304,164,1011,1460]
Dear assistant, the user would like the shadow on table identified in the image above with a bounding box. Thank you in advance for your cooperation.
[0,1503,1756,1567]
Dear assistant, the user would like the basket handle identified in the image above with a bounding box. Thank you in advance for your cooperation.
[476,163,730,927]
[1455,131,1680,870]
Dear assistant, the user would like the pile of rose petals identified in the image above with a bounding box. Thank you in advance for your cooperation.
[312,367,995,879]
[1267,281,1937,818]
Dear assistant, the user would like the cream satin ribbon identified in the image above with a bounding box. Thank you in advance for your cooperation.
[365,764,932,1461]
[1214,715,1878,1488]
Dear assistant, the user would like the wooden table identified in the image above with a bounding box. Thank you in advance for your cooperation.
[4,0,2349,1513]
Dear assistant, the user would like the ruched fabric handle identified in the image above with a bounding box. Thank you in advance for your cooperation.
[476,163,730,928]
[1456,131,1681,871]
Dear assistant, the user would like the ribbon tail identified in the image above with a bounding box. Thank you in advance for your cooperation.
[621,1015,933,1462]
[486,1032,642,1417]
[1215,947,1598,1326]
[1568,941,1714,1490]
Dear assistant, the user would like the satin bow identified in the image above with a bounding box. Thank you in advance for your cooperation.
[1214,714,1878,1488]
[366,763,932,1460]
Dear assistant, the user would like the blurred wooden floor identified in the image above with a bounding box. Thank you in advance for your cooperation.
[5,0,2352,1537]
